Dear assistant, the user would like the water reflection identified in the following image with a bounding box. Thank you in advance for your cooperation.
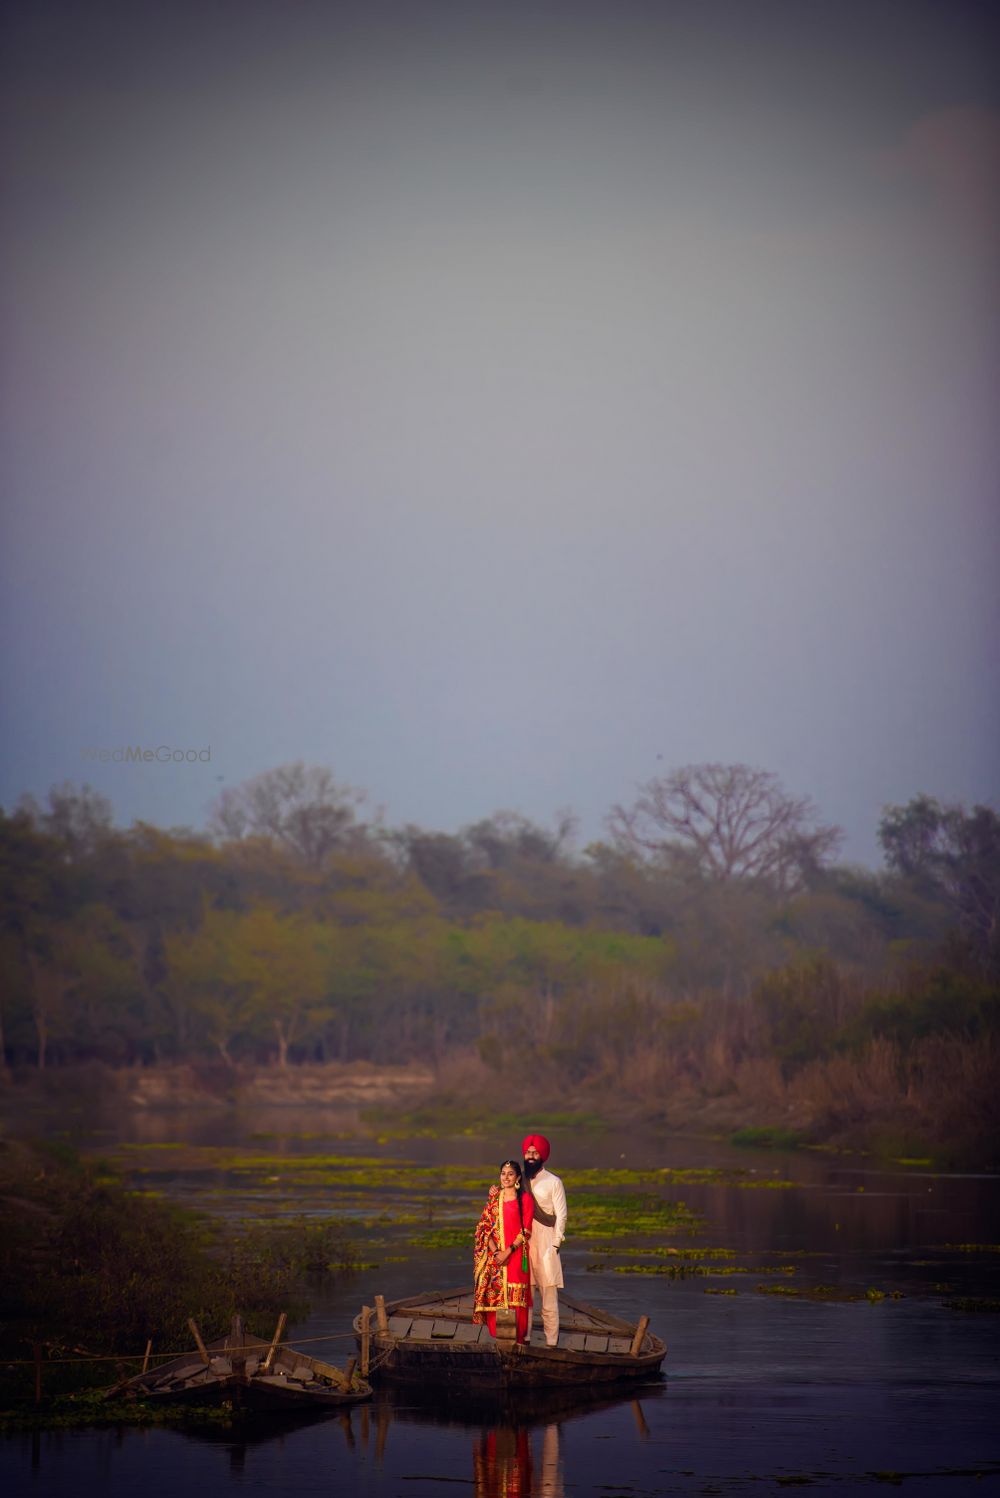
[473,1423,562,1498]
[166,1382,656,1496]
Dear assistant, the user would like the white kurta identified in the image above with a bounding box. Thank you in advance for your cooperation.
[527,1167,567,1290]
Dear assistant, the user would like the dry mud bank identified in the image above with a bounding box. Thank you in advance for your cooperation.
[0,1060,436,1118]
[1,1055,991,1164]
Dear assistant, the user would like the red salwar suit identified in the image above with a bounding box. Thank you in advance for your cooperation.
[473,1185,535,1343]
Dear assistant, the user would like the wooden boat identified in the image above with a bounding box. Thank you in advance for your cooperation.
[114,1314,372,1412]
[353,1288,665,1389]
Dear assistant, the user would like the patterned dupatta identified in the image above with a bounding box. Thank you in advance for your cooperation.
[473,1184,531,1319]
[473,1185,507,1320]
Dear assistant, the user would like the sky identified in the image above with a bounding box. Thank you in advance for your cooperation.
[2,0,998,867]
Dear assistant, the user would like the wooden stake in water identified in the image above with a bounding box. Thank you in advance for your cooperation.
[360,1305,372,1376]
[629,1315,650,1357]
[262,1312,287,1373]
[188,1318,210,1366]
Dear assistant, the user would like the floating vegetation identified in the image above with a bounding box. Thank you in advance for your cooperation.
[587,1245,736,1261]
[405,1227,473,1251]
[570,1193,705,1240]
[604,1261,797,1278]
[606,1263,716,1277]
[248,1131,356,1143]
[755,1284,801,1296]
[704,1287,738,1296]
[562,1165,795,1191]
[939,1243,1000,1253]
[942,1297,1000,1313]
[361,1104,608,1139]
[0,1391,241,1433]
[729,1127,805,1150]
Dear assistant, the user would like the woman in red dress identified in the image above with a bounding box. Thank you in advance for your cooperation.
[473,1159,535,1343]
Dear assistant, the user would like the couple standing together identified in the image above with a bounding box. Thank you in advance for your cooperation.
[473,1134,567,1347]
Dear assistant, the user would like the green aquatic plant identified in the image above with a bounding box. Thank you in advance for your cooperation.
[362,1104,607,1139]
[0,1391,239,1433]
[405,1227,473,1250]
[942,1297,1000,1312]
[587,1245,736,1261]
[607,1260,798,1279]
[729,1127,805,1150]
[561,1165,795,1190]
[569,1192,705,1240]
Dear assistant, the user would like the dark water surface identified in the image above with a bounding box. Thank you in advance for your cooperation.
[5,1107,999,1496]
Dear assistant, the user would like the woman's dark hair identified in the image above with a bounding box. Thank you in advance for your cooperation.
[500,1158,525,1233]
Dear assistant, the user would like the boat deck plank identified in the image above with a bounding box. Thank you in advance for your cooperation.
[408,1319,436,1340]
[388,1317,412,1338]
[584,1335,609,1353]
[453,1322,482,1343]
[431,1320,457,1339]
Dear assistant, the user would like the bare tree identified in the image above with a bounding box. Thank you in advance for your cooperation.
[609,764,841,891]
[208,763,368,869]
[16,782,114,860]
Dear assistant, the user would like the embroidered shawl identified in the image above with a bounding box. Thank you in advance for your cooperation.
[473,1185,532,1319]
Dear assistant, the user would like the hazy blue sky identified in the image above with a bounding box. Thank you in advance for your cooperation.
[2,0,998,865]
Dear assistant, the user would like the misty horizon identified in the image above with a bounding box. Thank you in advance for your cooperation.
[2,1,998,870]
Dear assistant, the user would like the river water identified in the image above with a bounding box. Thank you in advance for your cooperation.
[4,1106,999,1496]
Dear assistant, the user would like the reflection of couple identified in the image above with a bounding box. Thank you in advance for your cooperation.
[473,1134,567,1347]
[473,1423,563,1498]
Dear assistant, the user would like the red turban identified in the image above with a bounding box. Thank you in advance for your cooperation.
[522,1134,550,1162]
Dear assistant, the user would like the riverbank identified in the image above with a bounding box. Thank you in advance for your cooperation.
[2,1049,995,1165]
[0,1136,356,1412]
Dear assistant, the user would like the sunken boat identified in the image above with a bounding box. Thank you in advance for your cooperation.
[113,1314,372,1412]
[353,1289,665,1389]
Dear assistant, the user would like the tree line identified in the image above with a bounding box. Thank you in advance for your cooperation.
[0,764,996,1081]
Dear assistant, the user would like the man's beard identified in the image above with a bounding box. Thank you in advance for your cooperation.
[524,1157,543,1179]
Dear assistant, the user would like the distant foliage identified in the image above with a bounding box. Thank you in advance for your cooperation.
[0,771,995,1150]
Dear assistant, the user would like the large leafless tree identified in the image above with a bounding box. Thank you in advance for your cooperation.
[609,763,841,891]
[208,763,369,869]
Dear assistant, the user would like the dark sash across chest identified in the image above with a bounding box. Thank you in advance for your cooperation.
[528,1190,557,1228]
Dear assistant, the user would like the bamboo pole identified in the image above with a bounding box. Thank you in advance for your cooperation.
[344,1356,357,1387]
[629,1315,650,1358]
[375,1294,388,1333]
[141,1340,152,1375]
[262,1312,287,1373]
[360,1306,372,1376]
[188,1318,210,1366]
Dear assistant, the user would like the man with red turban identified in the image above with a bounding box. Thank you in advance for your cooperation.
[522,1134,567,1346]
